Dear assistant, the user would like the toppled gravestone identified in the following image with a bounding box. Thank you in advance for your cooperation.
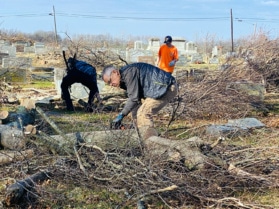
[206,117,265,138]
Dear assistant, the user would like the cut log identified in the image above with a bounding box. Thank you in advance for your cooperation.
[5,170,51,206]
[1,107,36,128]
[0,126,25,150]
[0,110,9,120]
[0,149,34,165]
[24,124,37,135]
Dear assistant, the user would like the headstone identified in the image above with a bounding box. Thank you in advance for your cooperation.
[2,57,32,69]
[186,42,198,55]
[0,40,11,46]
[206,117,265,137]
[0,53,9,65]
[191,53,203,64]
[137,56,155,65]
[54,68,105,99]
[0,45,16,57]
[34,42,47,54]
[227,118,265,129]
[206,124,242,137]
[146,38,160,51]
[175,55,188,67]
[12,41,30,53]
[212,46,219,57]
[209,57,219,64]
[172,37,186,52]
[134,41,143,50]
[24,46,35,53]
[128,49,154,63]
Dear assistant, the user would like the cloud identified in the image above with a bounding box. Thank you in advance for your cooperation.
[261,0,279,6]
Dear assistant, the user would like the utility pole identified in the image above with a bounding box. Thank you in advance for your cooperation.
[49,5,58,46]
[230,8,234,53]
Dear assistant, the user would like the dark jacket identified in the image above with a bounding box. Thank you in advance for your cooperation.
[119,62,175,116]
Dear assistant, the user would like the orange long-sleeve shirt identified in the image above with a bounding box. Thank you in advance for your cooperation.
[158,44,179,74]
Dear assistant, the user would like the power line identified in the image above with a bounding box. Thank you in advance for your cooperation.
[1,12,279,23]
[0,13,230,21]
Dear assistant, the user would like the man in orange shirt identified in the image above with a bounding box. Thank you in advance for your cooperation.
[157,35,179,74]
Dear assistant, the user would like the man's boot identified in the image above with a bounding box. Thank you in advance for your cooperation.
[65,100,74,111]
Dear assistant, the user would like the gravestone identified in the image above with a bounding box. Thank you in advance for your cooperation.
[191,53,203,63]
[172,37,186,52]
[12,41,30,52]
[209,57,219,64]
[186,42,197,55]
[137,56,155,65]
[54,68,105,99]
[128,49,154,63]
[0,53,9,65]
[24,46,35,53]
[146,38,160,51]
[206,117,265,138]
[134,41,143,50]
[0,40,10,45]
[34,42,47,55]
[0,45,16,57]
[2,57,32,69]
[175,55,188,67]
[212,46,220,57]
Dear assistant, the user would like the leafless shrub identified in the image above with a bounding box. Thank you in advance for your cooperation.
[63,33,129,70]
[170,33,279,122]
[239,31,279,91]
[171,68,260,122]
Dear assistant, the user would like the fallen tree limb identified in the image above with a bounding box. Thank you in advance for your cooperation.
[30,131,73,155]
[49,130,208,170]
[0,149,34,165]
[36,106,86,172]
[36,106,72,143]
[5,170,52,206]
[228,163,275,187]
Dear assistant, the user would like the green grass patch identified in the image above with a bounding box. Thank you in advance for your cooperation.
[22,81,55,89]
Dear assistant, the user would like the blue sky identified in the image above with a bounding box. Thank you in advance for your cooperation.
[0,0,278,42]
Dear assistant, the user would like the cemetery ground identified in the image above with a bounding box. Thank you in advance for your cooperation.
[0,69,279,209]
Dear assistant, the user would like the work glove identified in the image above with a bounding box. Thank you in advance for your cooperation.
[111,113,124,129]
[169,60,176,67]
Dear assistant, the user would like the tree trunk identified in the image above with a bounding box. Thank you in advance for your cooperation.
[47,130,207,169]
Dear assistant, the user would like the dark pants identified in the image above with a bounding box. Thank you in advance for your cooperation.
[61,70,98,111]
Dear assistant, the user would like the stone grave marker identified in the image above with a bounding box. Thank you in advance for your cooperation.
[0,45,16,57]
[137,56,155,65]
[2,57,32,69]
